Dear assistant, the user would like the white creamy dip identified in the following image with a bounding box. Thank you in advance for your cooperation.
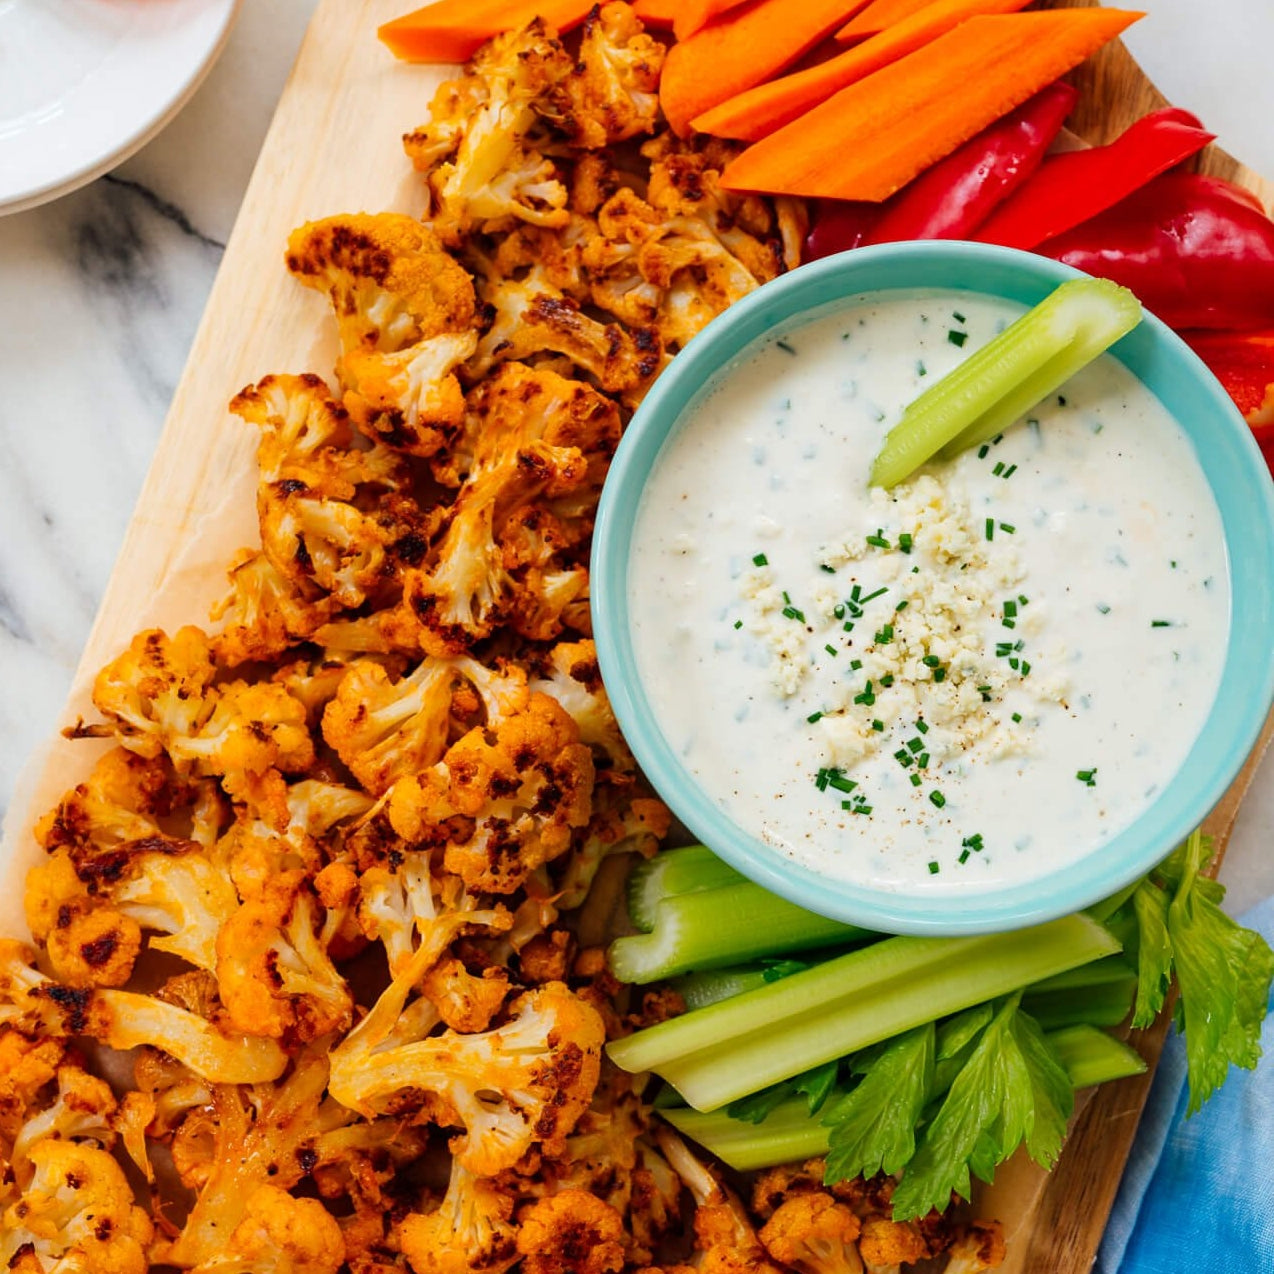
[628,291,1230,890]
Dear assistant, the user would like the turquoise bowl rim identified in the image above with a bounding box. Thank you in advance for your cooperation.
[591,240,1274,935]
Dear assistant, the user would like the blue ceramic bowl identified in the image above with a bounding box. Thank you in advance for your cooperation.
[591,241,1274,935]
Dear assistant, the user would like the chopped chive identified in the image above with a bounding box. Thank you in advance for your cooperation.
[898,533,914,555]
[1002,617,1016,630]
[828,773,857,794]
[850,584,862,601]
[1002,464,1017,479]
[948,329,968,347]
[733,619,743,629]
[996,642,1013,657]
[1151,619,1172,628]
[1008,657,1020,671]
[993,461,1005,476]
[894,749,912,766]
[895,599,909,612]
[958,849,971,864]
[1020,661,1031,676]
[929,791,946,809]
[872,719,885,732]
[907,738,924,754]
[928,861,941,875]
[860,587,889,605]
[917,360,928,377]
[833,604,845,619]
[977,444,990,459]
[1076,768,1097,787]
[820,564,836,574]
[978,685,992,702]
[1004,600,1018,619]
[866,532,891,549]
[953,310,966,323]
[850,658,863,671]
[782,591,791,604]
[825,644,838,656]
[985,518,995,541]
[1011,712,1022,723]
[752,553,768,567]
[874,625,894,643]
[918,752,930,768]
[962,833,984,851]
[1097,603,1111,615]
[1018,594,1029,606]
[776,339,796,354]
[782,606,806,622]
[879,673,895,688]
[999,522,1016,534]
[853,684,876,706]
[916,719,929,734]
[909,774,923,788]
[843,622,854,633]
[933,667,947,682]
[922,654,941,667]
[856,806,873,816]
[807,711,824,724]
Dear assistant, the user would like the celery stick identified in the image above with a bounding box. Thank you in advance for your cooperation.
[869,278,1141,489]
[609,882,871,984]
[1022,955,1137,1029]
[660,1023,1144,1172]
[674,966,772,1010]
[608,913,1119,1111]
[627,845,745,932]
[1046,1024,1147,1090]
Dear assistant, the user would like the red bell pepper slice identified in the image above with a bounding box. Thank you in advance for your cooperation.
[804,82,1076,260]
[1039,172,1274,331]
[974,107,1215,250]
[1182,330,1274,426]
[865,81,1078,243]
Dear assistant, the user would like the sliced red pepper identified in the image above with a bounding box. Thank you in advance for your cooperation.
[974,107,1214,251]
[1039,172,1274,332]
[1182,330,1274,427]
[865,81,1077,243]
[804,81,1076,260]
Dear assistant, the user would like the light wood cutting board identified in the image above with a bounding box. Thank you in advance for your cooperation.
[1,2,1270,1269]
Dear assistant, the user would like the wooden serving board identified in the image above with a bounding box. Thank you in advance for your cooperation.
[1,2,1270,1270]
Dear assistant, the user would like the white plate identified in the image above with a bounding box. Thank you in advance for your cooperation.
[0,0,241,217]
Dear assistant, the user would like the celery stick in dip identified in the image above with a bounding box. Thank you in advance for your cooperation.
[626,290,1229,891]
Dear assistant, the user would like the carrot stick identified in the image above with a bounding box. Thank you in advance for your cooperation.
[632,0,677,30]
[720,9,1143,202]
[693,0,1035,141]
[378,0,595,63]
[836,0,941,42]
[674,0,754,41]
[659,0,876,138]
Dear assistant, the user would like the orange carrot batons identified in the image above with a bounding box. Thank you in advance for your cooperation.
[632,0,677,29]
[658,0,875,138]
[693,0,1035,141]
[379,0,595,62]
[673,0,754,41]
[720,9,1143,201]
[836,0,942,42]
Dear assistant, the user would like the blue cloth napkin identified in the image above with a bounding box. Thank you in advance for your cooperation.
[1095,894,1274,1274]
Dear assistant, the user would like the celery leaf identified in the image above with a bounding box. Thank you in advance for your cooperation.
[890,996,1072,1221]
[822,1023,934,1184]
[1131,881,1173,1028]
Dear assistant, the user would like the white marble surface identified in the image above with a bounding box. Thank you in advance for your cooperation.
[0,0,1271,910]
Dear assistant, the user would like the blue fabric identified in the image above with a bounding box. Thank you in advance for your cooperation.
[1096,894,1274,1274]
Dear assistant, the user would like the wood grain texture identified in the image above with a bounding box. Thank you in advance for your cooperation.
[1,1,1271,1267]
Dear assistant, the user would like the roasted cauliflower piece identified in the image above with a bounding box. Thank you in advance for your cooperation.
[331,980,603,1175]
[191,1185,346,1274]
[398,1157,519,1274]
[387,694,594,895]
[0,939,286,1084]
[515,1189,628,1274]
[403,21,574,244]
[760,1193,865,1274]
[0,1139,153,1274]
[286,213,475,356]
[544,3,664,150]
[0,1028,64,1145]
[9,1062,117,1170]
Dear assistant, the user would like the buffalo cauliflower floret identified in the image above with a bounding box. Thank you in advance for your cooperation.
[857,1214,929,1268]
[555,787,669,910]
[760,1193,864,1274]
[398,1157,518,1274]
[531,639,632,772]
[192,1184,345,1274]
[0,940,287,1085]
[403,363,619,654]
[942,1222,1007,1273]
[0,1029,64,1145]
[543,3,664,149]
[10,1062,116,1170]
[388,694,594,895]
[403,22,573,244]
[516,1189,627,1274]
[0,1139,153,1274]
[286,213,475,356]
[321,656,459,796]
[215,874,352,1041]
[421,954,511,1033]
[330,981,603,1175]
[42,903,142,989]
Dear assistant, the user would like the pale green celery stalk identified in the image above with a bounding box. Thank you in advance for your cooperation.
[1046,1024,1147,1090]
[869,278,1142,489]
[659,1022,1145,1172]
[609,882,871,985]
[607,913,1119,1110]
[627,845,745,933]
[1022,954,1137,1028]
[673,965,772,1010]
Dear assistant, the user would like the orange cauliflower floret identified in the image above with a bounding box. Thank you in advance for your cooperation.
[403,363,619,654]
[760,1193,864,1274]
[42,902,142,989]
[9,1062,116,1169]
[545,3,664,149]
[0,1139,153,1274]
[389,694,595,895]
[403,21,573,244]
[421,955,511,1033]
[330,981,603,1175]
[515,1189,627,1274]
[0,1029,64,1144]
[210,1184,346,1274]
[398,1157,518,1274]
[215,874,351,1041]
[857,1214,929,1268]
[943,1222,1007,1273]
